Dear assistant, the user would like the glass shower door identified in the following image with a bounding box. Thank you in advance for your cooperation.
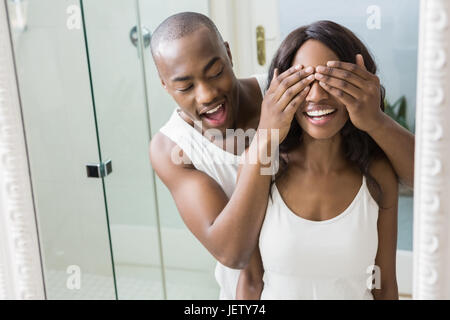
[80,0,166,299]
[6,0,117,299]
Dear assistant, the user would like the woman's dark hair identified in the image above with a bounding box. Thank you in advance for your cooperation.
[268,20,386,206]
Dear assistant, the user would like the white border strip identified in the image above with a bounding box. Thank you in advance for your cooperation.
[413,0,450,299]
[0,0,45,300]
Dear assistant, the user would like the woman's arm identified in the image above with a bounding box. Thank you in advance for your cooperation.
[369,156,399,300]
[236,246,264,300]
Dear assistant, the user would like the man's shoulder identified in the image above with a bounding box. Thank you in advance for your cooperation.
[149,132,172,168]
[149,132,193,174]
[150,132,174,156]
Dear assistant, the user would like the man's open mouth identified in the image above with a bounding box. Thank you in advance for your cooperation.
[200,102,227,126]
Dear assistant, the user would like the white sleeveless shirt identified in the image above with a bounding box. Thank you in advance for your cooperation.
[159,74,268,300]
[259,175,379,299]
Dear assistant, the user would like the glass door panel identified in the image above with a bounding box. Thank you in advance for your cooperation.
[80,0,165,299]
[6,0,117,299]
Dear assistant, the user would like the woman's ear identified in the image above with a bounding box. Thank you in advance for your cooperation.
[224,41,233,67]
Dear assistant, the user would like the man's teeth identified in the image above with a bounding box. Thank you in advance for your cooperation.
[205,104,223,114]
[306,109,336,117]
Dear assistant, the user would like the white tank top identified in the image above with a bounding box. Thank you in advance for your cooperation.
[159,74,268,300]
[259,175,379,300]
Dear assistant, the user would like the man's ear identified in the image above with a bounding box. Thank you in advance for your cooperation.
[154,58,168,90]
[160,77,168,91]
[224,41,233,67]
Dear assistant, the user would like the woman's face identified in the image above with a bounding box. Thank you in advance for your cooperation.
[292,39,349,140]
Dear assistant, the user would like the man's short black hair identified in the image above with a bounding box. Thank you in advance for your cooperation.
[150,12,223,58]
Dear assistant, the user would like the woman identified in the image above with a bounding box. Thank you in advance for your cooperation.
[236,21,398,300]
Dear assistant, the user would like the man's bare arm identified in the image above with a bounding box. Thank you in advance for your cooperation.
[150,65,314,269]
[369,155,399,300]
[367,112,415,189]
[236,246,264,299]
[150,132,272,269]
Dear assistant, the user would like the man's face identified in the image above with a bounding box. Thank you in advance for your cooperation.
[154,27,238,134]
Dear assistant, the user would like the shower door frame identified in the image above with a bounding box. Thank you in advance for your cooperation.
[0,0,45,299]
[1,0,450,299]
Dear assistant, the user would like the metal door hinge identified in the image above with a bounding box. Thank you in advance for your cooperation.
[86,159,112,178]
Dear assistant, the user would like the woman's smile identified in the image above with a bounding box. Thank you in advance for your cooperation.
[303,105,338,126]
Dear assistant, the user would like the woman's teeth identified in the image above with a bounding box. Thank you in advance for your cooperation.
[306,109,336,117]
[205,104,223,114]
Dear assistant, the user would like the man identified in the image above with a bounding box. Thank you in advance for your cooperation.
[149,12,414,299]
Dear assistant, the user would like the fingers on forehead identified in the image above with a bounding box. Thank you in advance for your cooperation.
[327,61,373,79]
[277,64,304,81]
